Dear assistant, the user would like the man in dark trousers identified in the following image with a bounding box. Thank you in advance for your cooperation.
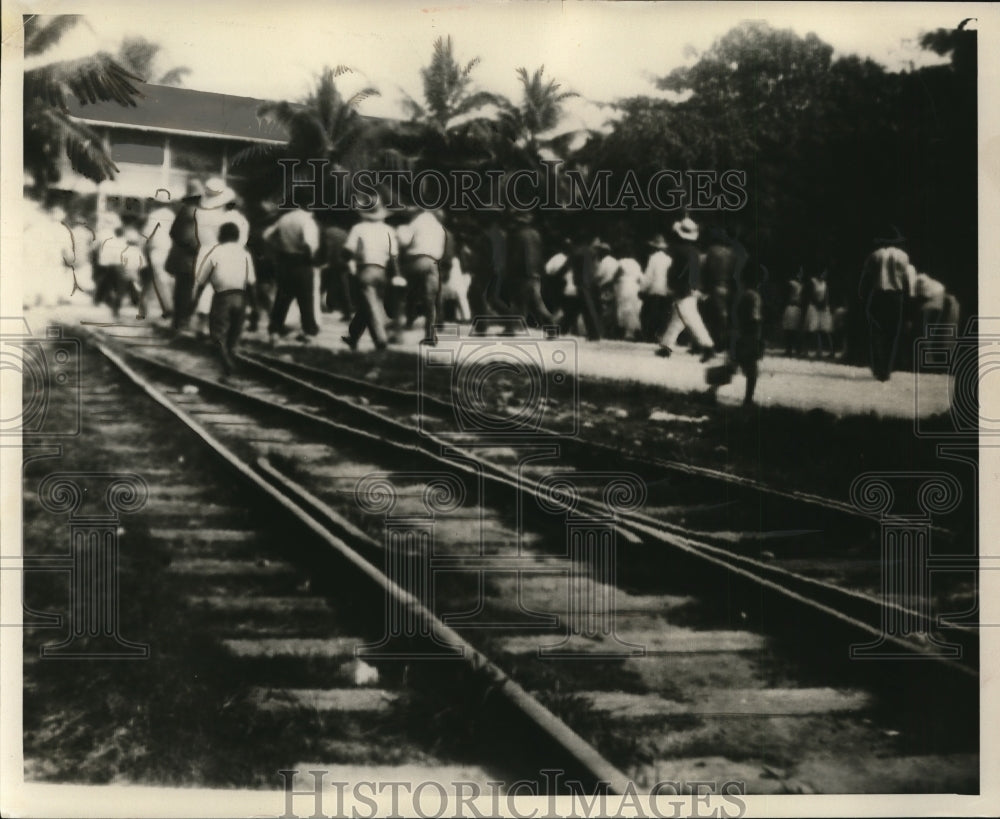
[167,179,203,333]
[859,226,913,382]
[701,224,748,352]
[265,202,320,343]
[561,232,603,340]
[506,211,557,329]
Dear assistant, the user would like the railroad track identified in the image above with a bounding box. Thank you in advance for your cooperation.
[69,321,979,794]
[156,329,977,669]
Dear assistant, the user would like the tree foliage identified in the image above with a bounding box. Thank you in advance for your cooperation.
[23,15,144,191]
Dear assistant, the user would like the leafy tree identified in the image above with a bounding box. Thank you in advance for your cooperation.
[23,15,144,192]
[116,36,190,86]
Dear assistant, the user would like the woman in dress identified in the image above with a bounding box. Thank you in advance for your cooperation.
[781,269,805,356]
[803,269,834,359]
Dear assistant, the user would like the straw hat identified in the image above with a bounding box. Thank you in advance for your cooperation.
[647,234,669,250]
[671,217,699,242]
[200,177,236,209]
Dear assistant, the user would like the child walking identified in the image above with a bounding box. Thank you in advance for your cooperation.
[194,222,257,382]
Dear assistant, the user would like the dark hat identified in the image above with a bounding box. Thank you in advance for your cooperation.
[873,225,907,246]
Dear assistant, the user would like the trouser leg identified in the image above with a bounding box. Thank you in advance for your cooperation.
[660,303,686,349]
[676,294,715,349]
[292,261,319,335]
[420,258,441,342]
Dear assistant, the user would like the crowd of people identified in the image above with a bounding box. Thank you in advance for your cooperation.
[24,179,961,401]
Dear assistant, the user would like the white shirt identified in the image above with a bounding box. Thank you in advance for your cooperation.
[346,221,398,268]
[397,211,445,260]
[98,235,128,267]
[641,250,671,296]
[197,242,257,292]
[144,206,175,250]
[615,258,644,300]
[544,252,569,276]
[121,244,145,281]
[595,255,620,287]
[195,206,249,250]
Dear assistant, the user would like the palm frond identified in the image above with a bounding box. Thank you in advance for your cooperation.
[256,100,299,129]
[157,66,191,86]
[230,142,281,168]
[346,87,380,109]
[41,108,118,182]
[24,15,84,58]
[25,52,144,110]
[462,57,481,78]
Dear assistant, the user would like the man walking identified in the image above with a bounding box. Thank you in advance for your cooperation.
[859,226,913,382]
[658,217,715,360]
[139,188,175,320]
[266,202,320,343]
[342,199,398,351]
[397,206,446,345]
[194,221,256,382]
[167,179,203,333]
[506,211,557,330]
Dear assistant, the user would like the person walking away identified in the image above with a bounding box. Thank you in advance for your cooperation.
[166,180,203,332]
[94,226,129,317]
[441,229,472,323]
[506,211,557,331]
[803,269,834,359]
[318,216,352,319]
[342,199,398,351]
[701,225,747,352]
[139,188,176,320]
[466,216,505,335]
[265,200,321,343]
[730,262,766,407]
[543,238,572,317]
[246,200,282,333]
[781,270,805,356]
[397,206,447,345]
[65,213,96,300]
[562,232,603,340]
[593,241,619,338]
[640,234,672,344]
[193,181,249,336]
[859,226,913,382]
[658,218,715,360]
[121,227,146,314]
[614,245,644,341]
[193,221,256,382]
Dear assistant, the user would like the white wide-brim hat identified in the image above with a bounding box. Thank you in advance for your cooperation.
[200,177,236,209]
[672,217,699,242]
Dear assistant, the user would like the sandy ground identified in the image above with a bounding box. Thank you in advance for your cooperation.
[24,299,952,420]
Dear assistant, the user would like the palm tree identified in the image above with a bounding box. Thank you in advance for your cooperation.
[23,15,144,192]
[230,65,381,201]
[396,36,503,171]
[498,65,579,162]
[116,36,191,86]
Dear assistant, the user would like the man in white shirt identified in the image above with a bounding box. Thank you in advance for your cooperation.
[342,201,398,351]
[397,207,446,345]
[264,204,320,342]
[639,234,672,342]
[593,240,619,337]
[194,221,257,379]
